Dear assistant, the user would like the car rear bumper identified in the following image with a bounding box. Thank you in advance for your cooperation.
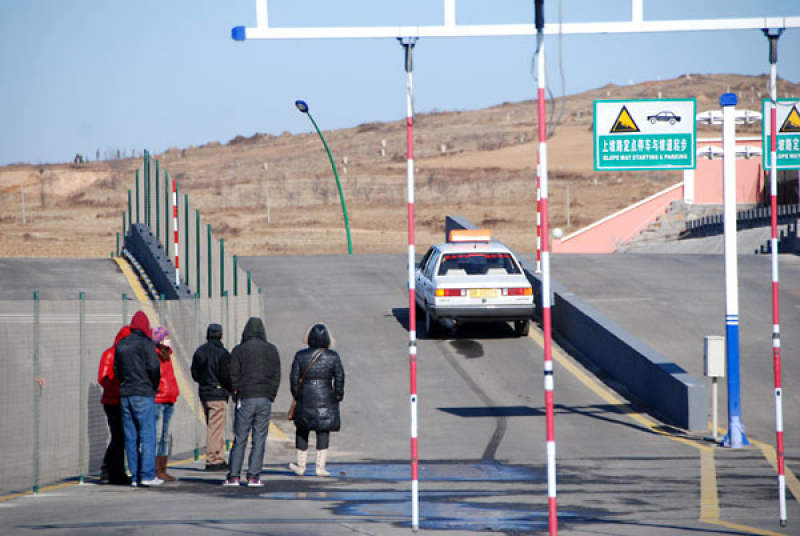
[430,304,535,322]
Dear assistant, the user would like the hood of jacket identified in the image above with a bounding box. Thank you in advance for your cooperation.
[114,325,131,345]
[241,317,267,344]
[206,323,223,340]
[130,311,152,339]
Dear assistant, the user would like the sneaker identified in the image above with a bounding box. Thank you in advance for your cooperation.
[222,476,240,487]
[130,481,138,488]
[247,477,264,488]
[140,477,164,487]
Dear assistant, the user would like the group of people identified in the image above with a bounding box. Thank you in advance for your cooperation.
[98,312,345,488]
[98,311,179,487]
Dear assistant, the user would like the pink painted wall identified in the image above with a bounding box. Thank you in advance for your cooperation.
[552,183,684,254]
[693,139,763,204]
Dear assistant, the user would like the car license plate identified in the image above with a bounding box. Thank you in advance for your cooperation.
[469,288,498,298]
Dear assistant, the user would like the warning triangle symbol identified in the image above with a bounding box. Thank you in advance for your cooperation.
[610,106,640,133]
[779,105,800,133]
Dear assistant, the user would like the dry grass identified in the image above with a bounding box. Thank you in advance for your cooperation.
[1,74,797,258]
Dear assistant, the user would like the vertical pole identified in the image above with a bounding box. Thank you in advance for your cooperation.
[220,239,225,298]
[122,293,128,325]
[78,291,86,485]
[135,170,140,224]
[144,151,150,228]
[207,223,209,298]
[720,93,749,450]
[247,271,252,295]
[196,210,201,298]
[116,232,120,257]
[536,163,542,273]
[173,179,180,286]
[122,212,127,246]
[399,36,420,533]
[33,290,41,495]
[763,27,787,528]
[155,162,160,242]
[193,293,200,462]
[185,194,190,287]
[127,189,132,229]
[165,170,170,251]
[712,378,719,442]
[233,256,238,296]
[536,1,558,533]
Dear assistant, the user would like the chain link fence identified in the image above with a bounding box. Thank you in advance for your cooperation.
[0,290,262,496]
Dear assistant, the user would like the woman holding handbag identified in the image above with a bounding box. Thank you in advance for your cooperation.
[288,322,345,477]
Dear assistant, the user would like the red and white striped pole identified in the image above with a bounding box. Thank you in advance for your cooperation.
[763,27,786,528]
[400,36,420,532]
[172,179,180,286]
[536,159,542,273]
[535,1,558,534]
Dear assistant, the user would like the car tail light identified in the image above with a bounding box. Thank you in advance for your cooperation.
[436,288,466,297]
[503,287,532,296]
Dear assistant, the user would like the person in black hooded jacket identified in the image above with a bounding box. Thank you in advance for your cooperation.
[191,323,231,471]
[288,322,345,477]
[223,317,281,487]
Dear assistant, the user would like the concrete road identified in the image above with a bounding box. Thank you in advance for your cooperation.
[0,259,130,300]
[1,254,797,535]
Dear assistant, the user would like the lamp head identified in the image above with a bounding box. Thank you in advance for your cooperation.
[295,100,309,114]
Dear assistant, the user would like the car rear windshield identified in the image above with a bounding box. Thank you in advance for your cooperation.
[438,253,521,276]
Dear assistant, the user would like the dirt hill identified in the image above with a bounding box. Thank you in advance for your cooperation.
[1,73,797,258]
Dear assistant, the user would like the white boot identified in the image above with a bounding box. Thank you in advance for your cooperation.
[315,449,330,477]
[289,449,307,476]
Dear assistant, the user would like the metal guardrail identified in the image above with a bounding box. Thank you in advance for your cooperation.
[684,203,800,235]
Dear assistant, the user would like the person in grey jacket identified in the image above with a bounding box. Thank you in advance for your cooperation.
[288,322,345,477]
[223,317,281,487]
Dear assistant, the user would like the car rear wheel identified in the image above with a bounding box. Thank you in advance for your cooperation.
[425,305,440,338]
[514,319,530,337]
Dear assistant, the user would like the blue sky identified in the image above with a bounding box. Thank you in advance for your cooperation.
[1,0,799,166]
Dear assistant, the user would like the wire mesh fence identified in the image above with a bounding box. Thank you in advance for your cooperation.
[0,290,262,496]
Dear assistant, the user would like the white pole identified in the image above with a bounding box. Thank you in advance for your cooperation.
[720,93,748,449]
[712,378,718,442]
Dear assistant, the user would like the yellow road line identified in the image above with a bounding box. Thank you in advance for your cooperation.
[527,327,789,536]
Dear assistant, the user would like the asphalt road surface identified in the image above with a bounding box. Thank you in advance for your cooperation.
[0,254,797,535]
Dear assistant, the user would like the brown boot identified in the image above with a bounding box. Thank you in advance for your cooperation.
[156,456,177,481]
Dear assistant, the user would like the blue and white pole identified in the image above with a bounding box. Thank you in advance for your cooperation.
[720,92,749,449]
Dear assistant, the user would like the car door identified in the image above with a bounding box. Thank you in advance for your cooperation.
[415,247,435,306]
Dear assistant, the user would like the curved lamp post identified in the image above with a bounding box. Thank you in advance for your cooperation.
[295,99,353,254]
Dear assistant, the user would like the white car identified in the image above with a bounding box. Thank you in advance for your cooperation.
[414,229,535,337]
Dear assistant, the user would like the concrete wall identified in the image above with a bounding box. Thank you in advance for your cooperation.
[693,138,763,205]
[551,183,684,254]
[446,215,708,431]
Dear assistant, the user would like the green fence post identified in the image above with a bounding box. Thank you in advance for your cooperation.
[233,255,238,297]
[33,290,41,495]
[185,194,190,287]
[193,293,200,462]
[207,224,212,299]
[247,271,252,295]
[196,210,201,298]
[127,189,132,227]
[220,239,225,298]
[116,232,120,257]
[78,291,86,485]
[122,293,128,324]
[155,162,160,243]
[135,170,140,223]
[145,151,151,228]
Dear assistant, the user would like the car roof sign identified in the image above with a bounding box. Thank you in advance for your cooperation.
[448,229,491,243]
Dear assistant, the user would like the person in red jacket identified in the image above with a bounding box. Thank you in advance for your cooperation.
[152,326,180,481]
[97,325,132,485]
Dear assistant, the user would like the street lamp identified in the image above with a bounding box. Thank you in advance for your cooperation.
[295,99,353,254]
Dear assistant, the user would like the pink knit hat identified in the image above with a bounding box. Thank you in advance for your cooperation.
[151,326,169,344]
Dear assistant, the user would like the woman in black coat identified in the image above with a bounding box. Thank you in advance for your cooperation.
[288,323,345,477]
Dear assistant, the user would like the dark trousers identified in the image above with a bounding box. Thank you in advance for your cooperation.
[295,429,329,451]
[102,404,127,481]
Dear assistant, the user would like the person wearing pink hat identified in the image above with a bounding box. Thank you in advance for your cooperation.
[152,326,179,481]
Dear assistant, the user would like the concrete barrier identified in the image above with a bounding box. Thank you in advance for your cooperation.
[445,216,708,431]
